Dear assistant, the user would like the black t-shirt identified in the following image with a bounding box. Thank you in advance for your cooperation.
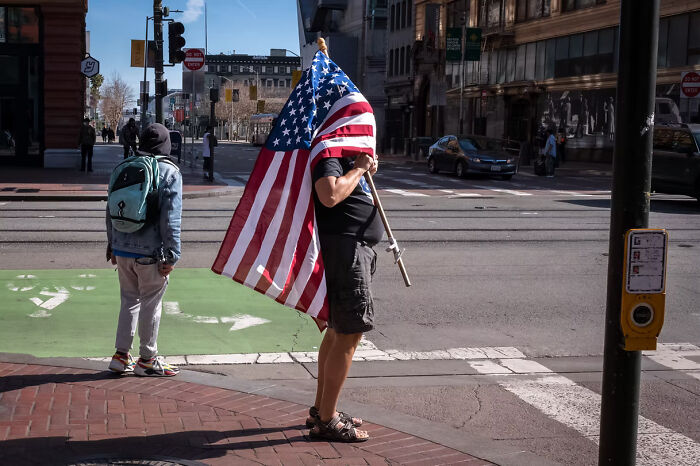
[312,157,384,245]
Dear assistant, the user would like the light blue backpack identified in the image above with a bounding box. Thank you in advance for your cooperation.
[107,154,170,233]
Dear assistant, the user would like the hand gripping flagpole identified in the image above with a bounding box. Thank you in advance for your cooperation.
[363,171,411,287]
[317,37,411,287]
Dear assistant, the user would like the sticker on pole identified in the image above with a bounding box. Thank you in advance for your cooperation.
[681,71,700,99]
[183,48,205,71]
[625,229,667,294]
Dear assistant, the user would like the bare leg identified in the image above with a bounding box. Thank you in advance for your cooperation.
[313,328,335,410]
[315,330,365,436]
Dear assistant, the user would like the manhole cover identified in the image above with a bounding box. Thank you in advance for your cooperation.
[69,458,206,466]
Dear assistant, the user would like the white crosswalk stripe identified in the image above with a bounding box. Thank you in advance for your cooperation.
[385,188,429,197]
[645,343,700,381]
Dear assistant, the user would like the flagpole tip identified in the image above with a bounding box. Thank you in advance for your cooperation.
[317,37,328,57]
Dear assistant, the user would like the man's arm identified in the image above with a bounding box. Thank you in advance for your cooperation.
[314,153,377,208]
[159,169,183,268]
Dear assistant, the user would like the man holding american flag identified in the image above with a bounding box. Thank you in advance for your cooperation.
[212,47,380,442]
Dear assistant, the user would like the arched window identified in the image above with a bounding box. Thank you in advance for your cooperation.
[406,0,412,27]
[389,49,394,76]
[390,4,395,31]
[396,2,402,29]
[394,48,400,77]
[401,1,407,29]
[399,46,405,75]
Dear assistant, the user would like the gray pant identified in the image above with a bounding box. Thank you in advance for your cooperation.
[545,155,556,176]
[114,257,168,359]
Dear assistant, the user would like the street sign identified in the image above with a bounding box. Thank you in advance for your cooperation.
[183,48,205,71]
[681,71,700,99]
[465,28,482,62]
[446,28,462,61]
[80,55,100,78]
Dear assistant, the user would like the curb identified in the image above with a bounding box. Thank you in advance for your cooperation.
[0,187,240,202]
[0,352,557,466]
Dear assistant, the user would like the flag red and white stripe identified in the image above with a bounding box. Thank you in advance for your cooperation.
[212,92,376,326]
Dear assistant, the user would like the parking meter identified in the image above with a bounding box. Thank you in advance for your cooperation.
[620,229,668,351]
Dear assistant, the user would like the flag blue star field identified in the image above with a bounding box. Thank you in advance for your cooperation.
[212,50,376,326]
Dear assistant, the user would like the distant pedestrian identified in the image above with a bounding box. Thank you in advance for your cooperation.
[121,118,139,158]
[106,123,182,377]
[101,127,108,143]
[78,117,96,172]
[544,128,557,178]
[202,125,217,181]
[107,127,115,143]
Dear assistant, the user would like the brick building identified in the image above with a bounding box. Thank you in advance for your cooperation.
[0,0,88,167]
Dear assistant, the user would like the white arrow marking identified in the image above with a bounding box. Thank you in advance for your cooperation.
[27,287,70,317]
[220,314,271,332]
[7,283,35,292]
[70,286,95,291]
[78,274,97,278]
[17,274,36,279]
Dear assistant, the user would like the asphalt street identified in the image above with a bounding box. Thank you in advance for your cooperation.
[1,142,699,465]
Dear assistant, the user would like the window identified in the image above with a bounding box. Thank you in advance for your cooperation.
[274,66,278,73]
[507,48,516,82]
[535,40,546,80]
[4,7,40,43]
[516,0,550,22]
[286,66,291,74]
[266,79,273,88]
[480,0,504,28]
[403,0,409,28]
[689,12,700,65]
[515,44,526,81]
[657,17,669,68]
[668,14,689,67]
[390,4,395,31]
[569,33,583,76]
[399,46,405,75]
[562,0,601,12]
[498,50,507,83]
[525,42,537,80]
[406,0,411,26]
[582,31,598,74]
[555,36,569,77]
[394,47,400,77]
[396,2,402,29]
[261,65,266,73]
[489,50,498,84]
[388,49,394,76]
[545,39,556,79]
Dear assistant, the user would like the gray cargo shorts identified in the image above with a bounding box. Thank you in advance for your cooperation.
[320,234,377,335]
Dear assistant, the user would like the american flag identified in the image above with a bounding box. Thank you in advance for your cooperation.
[211,50,376,325]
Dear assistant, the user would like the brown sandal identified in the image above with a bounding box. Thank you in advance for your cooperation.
[305,406,363,428]
[309,415,369,443]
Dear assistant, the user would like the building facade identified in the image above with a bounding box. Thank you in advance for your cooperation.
[0,1,88,167]
[297,0,389,150]
[203,50,301,92]
[384,0,415,153]
[448,0,700,161]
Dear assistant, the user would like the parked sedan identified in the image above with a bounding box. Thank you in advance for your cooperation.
[427,135,518,180]
[652,124,700,200]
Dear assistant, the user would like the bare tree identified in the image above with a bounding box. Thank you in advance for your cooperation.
[214,82,291,139]
[99,73,134,130]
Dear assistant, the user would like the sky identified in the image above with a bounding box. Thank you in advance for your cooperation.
[86,0,300,103]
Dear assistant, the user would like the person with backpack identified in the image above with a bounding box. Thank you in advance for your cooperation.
[121,118,139,159]
[105,123,182,377]
[78,118,96,172]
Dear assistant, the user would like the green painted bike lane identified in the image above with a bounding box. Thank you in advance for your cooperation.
[0,268,322,358]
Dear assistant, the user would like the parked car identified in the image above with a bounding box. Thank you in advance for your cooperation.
[655,97,682,125]
[427,135,518,180]
[652,124,700,200]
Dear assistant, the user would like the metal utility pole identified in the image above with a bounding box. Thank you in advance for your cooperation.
[141,16,151,131]
[154,0,164,123]
[598,1,660,465]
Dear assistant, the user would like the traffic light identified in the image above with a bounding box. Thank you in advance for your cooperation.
[210,87,219,103]
[168,22,186,64]
[157,79,168,97]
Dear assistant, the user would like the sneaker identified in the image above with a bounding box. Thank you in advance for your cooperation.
[134,356,179,377]
[108,352,135,374]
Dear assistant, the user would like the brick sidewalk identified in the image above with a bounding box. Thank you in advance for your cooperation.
[0,363,491,465]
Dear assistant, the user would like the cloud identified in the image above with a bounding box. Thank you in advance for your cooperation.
[182,0,205,23]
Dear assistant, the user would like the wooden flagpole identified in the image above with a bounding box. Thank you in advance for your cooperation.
[317,38,411,287]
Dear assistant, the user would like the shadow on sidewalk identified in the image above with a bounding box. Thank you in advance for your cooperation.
[0,371,119,394]
[0,427,315,465]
